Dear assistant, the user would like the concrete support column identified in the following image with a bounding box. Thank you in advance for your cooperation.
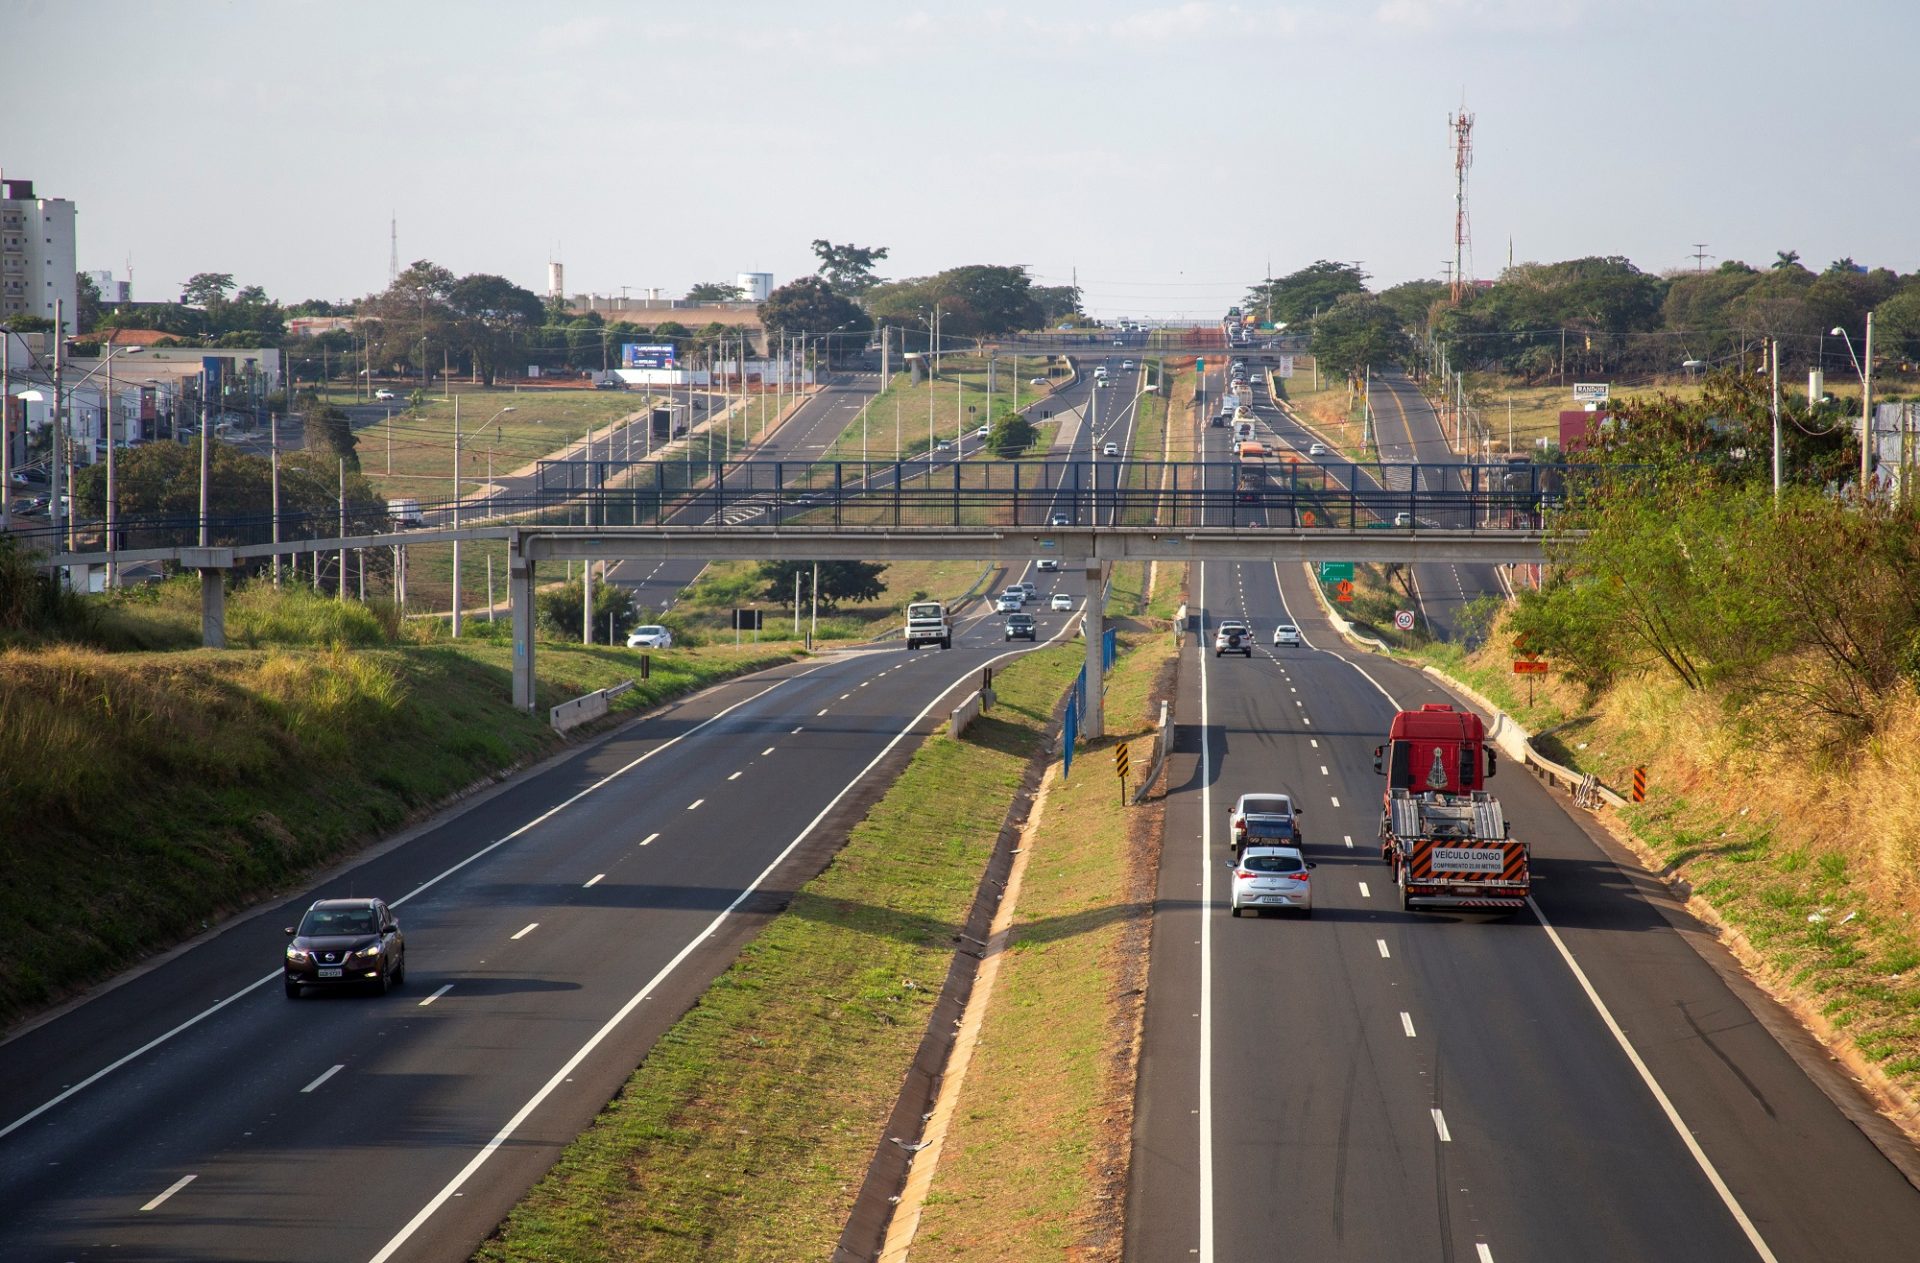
[199,568,227,648]
[511,551,537,712]
[1081,562,1105,741]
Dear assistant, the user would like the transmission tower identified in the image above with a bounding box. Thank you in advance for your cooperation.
[1449,107,1475,303]
[389,214,399,284]
[1691,242,1713,274]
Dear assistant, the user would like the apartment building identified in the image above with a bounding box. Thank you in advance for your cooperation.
[1,175,78,333]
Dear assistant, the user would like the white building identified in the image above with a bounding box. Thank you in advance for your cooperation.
[87,268,131,303]
[736,272,773,302]
[1,176,78,333]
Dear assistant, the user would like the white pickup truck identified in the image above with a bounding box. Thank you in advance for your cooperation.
[904,600,953,650]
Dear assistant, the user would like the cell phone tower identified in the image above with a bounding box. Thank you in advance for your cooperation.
[389,213,399,285]
[1450,107,1474,303]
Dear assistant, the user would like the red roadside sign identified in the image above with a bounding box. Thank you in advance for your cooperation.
[1513,660,1549,674]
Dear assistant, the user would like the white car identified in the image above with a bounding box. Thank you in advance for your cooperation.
[1308,442,1327,457]
[1229,846,1315,917]
[1048,512,1072,527]
[1102,441,1119,457]
[1394,511,1414,527]
[1273,624,1301,647]
[374,388,398,401]
[997,594,1023,613]
[1030,377,1047,386]
[626,624,673,649]
[975,425,991,438]
[1050,593,1073,611]
[1213,620,1253,657]
[1121,359,1134,370]
[1036,558,1060,572]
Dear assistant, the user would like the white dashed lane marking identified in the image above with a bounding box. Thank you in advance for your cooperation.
[141,1174,196,1211]
[419,984,452,1006]
[640,832,658,846]
[301,1064,344,1093]
[1431,1109,1452,1142]
[583,874,604,888]
[1377,939,1392,958]
[511,923,539,940]
[1402,1012,1418,1038]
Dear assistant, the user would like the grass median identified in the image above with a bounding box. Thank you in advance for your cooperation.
[474,641,1087,1263]
[906,594,1180,1259]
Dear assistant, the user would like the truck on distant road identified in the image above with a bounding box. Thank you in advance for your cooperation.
[1374,703,1529,910]
[904,600,952,650]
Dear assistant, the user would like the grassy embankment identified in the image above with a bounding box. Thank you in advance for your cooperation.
[0,580,800,1027]
[1401,619,1920,1101]
[906,572,1181,1260]
[474,638,1090,1262]
[816,353,1067,466]
[661,557,1000,645]
[1271,354,1367,454]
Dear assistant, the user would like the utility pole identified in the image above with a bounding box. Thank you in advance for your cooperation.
[0,330,11,533]
[809,559,819,647]
[270,411,282,586]
[52,300,67,550]
[1769,338,1782,504]
[336,456,347,600]
[198,361,212,548]
[452,394,463,636]
[1861,310,1875,498]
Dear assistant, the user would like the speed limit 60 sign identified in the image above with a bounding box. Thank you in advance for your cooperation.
[1394,610,1415,631]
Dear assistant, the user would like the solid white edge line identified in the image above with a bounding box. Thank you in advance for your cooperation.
[419,985,452,1007]
[301,1064,345,1094]
[140,1172,195,1211]
[1198,563,1216,1262]
[368,634,1059,1263]
[511,923,538,940]
[1528,896,1781,1262]
[1431,1108,1451,1142]
[1401,1011,1417,1038]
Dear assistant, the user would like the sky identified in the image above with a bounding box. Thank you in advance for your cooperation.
[8,0,1918,320]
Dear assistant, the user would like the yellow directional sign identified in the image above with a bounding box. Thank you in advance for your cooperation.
[1113,741,1131,780]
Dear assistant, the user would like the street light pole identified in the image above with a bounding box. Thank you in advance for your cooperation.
[455,404,514,636]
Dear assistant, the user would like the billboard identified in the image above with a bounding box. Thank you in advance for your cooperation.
[622,343,677,370]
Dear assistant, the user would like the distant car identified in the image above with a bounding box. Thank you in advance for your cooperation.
[1394,511,1414,527]
[1004,612,1037,641]
[1048,512,1071,527]
[626,624,673,649]
[11,496,48,517]
[997,594,1023,613]
[1229,792,1303,855]
[975,424,991,439]
[386,498,422,527]
[1102,441,1119,457]
[374,388,398,401]
[1030,377,1047,386]
[1308,442,1327,457]
[1229,846,1314,917]
[8,466,48,486]
[1050,593,1073,612]
[1113,338,1126,346]
[1273,623,1301,647]
[936,439,952,451]
[1121,359,1134,369]
[1098,377,1113,388]
[1002,585,1028,604]
[1214,620,1253,658]
[1036,557,1060,572]
[595,379,625,391]
[1018,580,1038,599]
[284,898,405,996]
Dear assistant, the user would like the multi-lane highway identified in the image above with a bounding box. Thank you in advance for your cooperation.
[1124,403,1920,1259]
[0,356,1162,1263]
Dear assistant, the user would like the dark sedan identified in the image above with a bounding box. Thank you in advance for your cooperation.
[284,897,406,996]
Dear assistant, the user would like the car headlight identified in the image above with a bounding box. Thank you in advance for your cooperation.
[286,947,311,964]
[355,943,385,959]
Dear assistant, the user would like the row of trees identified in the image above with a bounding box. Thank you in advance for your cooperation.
[1263,253,1920,383]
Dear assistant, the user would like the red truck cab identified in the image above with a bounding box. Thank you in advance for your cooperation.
[1373,703,1495,794]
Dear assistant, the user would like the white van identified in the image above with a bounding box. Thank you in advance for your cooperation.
[387,498,422,528]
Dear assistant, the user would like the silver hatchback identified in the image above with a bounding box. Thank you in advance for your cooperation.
[1229,846,1314,917]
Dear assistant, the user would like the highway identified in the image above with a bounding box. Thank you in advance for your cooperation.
[0,360,1149,1263]
[1123,406,1920,1259]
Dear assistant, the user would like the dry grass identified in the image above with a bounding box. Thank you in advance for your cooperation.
[909,613,1177,1261]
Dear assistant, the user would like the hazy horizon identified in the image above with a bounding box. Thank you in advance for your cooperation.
[8,0,1916,318]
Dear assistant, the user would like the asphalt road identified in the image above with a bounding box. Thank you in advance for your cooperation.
[0,360,1151,1263]
[1124,405,1920,1260]
[0,570,1104,1263]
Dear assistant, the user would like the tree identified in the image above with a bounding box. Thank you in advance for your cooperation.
[180,273,236,306]
[989,414,1038,457]
[1031,284,1085,324]
[810,240,890,296]
[758,276,867,336]
[2,314,54,333]
[685,281,744,303]
[1309,294,1409,377]
[446,273,544,387]
[865,265,1046,338]
[299,395,360,466]
[75,271,103,333]
[755,560,887,609]
[536,577,636,644]
[1246,261,1369,327]
[1773,250,1802,270]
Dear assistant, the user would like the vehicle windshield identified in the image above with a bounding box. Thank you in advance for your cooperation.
[907,603,943,619]
[301,906,378,936]
[634,626,664,636]
[1242,853,1304,874]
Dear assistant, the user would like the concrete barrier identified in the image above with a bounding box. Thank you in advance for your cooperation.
[949,690,984,739]
[1130,699,1174,803]
[550,678,635,734]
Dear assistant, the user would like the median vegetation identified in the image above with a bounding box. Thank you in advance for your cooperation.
[0,552,800,1028]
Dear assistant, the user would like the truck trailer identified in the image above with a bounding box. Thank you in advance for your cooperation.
[1374,703,1529,910]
